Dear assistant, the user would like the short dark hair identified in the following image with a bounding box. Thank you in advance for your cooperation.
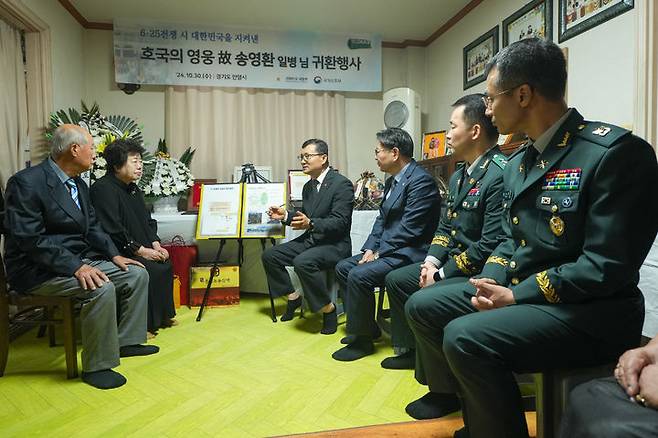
[302,138,328,155]
[485,38,567,101]
[376,128,414,158]
[452,94,499,142]
[104,138,145,173]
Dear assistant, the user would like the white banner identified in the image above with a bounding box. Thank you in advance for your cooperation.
[113,18,382,92]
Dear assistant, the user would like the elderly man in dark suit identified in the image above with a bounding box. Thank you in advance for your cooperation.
[262,139,354,334]
[332,127,441,361]
[3,124,157,390]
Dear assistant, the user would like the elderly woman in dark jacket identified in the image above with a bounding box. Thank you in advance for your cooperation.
[90,139,175,336]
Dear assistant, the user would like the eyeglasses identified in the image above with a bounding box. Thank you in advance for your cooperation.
[374,148,389,155]
[482,84,523,108]
[298,153,325,161]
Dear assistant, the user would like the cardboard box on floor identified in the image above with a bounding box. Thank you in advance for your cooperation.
[189,265,240,307]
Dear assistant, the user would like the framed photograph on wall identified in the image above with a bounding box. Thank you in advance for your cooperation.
[503,0,553,47]
[463,26,499,90]
[421,131,447,159]
[558,0,633,43]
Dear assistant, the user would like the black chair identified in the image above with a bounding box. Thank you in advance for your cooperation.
[534,363,614,438]
[376,283,391,334]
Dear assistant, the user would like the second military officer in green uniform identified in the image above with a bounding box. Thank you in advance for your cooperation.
[404,38,658,438]
[382,94,505,370]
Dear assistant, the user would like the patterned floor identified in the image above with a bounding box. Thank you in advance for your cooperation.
[1,294,434,437]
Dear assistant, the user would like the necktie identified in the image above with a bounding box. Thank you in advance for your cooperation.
[386,178,398,200]
[307,179,319,204]
[65,178,81,209]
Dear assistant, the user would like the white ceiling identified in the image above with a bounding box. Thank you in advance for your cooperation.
[69,0,474,43]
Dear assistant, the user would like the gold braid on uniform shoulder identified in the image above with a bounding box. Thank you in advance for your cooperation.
[454,252,476,275]
[432,235,451,247]
[536,271,561,303]
[486,255,508,267]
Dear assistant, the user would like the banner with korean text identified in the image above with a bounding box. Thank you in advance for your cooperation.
[113,18,382,92]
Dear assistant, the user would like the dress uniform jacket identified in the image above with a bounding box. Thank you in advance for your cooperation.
[404,109,658,438]
[427,146,506,278]
[478,109,658,342]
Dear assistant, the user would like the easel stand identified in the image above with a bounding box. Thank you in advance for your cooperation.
[196,163,279,322]
[195,236,276,322]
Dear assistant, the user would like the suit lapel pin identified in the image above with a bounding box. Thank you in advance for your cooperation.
[469,178,476,185]
[592,126,611,136]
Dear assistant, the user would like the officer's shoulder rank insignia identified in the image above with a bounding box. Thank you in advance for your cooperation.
[575,121,630,148]
[492,154,507,169]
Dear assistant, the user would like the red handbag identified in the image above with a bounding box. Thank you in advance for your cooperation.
[161,235,198,306]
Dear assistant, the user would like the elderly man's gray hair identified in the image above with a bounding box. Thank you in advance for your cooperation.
[51,125,89,158]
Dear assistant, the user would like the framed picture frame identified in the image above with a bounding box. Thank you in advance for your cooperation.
[195,183,242,240]
[463,26,499,89]
[502,0,553,47]
[186,178,217,212]
[241,182,286,239]
[287,170,310,202]
[558,0,633,43]
[421,131,447,160]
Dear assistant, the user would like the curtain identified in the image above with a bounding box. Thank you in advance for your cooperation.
[0,17,28,190]
[165,86,347,182]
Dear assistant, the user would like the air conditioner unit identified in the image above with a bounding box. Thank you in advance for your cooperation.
[383,87,421,159]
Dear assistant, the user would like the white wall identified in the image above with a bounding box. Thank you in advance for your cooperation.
[345,46,428,180]
[83,30,165,150]
[22,0,85,111]
[425,0,637,134]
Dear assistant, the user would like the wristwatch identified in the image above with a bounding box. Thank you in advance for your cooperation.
[309,219,315,230]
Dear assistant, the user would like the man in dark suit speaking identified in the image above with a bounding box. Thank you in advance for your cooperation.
[332,128,441,361]
[262,139,354,334]
[3,124,157,390]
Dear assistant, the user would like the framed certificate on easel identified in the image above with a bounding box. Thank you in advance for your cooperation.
[196,183,242,239]
[241,182,286,238]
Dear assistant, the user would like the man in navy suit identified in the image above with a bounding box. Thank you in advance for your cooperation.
[332,128,441,361]
[3,124,157,390]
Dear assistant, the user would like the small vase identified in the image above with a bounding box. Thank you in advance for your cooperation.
[152,195,180,214]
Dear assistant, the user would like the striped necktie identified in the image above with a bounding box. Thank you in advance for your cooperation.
[65,178,81,209]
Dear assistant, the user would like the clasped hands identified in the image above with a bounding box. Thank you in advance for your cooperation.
[469,277,516,311]
[137,241,169,262]
[614,339,658,409]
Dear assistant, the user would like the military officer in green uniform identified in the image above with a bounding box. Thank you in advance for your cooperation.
[382,94,505,370]
[403,38,658,438]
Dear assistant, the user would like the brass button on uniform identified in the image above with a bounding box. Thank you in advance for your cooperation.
[511,277,519,285]
[512,217,519,225]
[510,261,517,269]
[520,239,527,247]
[451,230,456,236]
[452,212,458,218]
[457,243,463,249]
